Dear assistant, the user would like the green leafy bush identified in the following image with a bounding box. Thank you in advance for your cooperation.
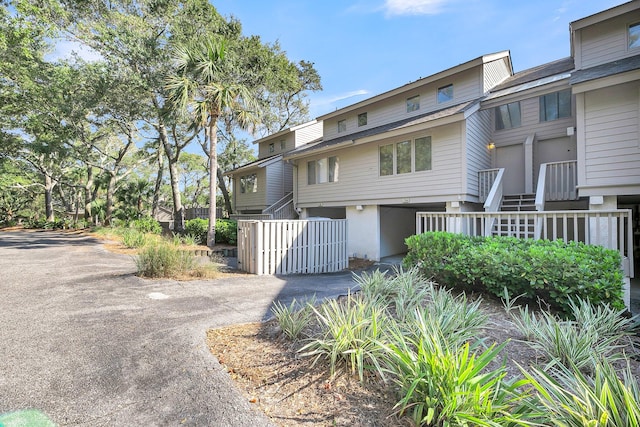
[404,232,625,316]
[130,216,161,234]
[121,229,148,248]
[184,218,237,245]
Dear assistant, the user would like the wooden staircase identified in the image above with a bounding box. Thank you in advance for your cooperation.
[492,194,537,238]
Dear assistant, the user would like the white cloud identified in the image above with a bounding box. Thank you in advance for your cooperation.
[309,89,370,117]
[382,0,452,16]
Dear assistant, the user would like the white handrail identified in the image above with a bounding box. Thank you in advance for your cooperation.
[535,163,547,212]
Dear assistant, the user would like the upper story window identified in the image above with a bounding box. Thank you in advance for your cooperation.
[629,22,640,49]
[280,140,286,150]
[337,119,346,133]
[379,136,432,177]
[539,89,571,122]
[240,174,257,193]
[308,156,339,185]
[358,112,368,127]
[406,95,420,112]
[268,142,275,153]
[495,101,521,130]
[437,84,454,103]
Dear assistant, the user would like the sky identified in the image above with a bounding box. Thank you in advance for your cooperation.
[213,0,628,118]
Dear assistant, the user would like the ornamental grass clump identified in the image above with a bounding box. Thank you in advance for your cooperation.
[121,228,148,248]
[379,323,529,427]
[271,296,316,340]
[507,296,632,372]
[135,242,196,278]
[300,293,389,382]
[520,359,640,427]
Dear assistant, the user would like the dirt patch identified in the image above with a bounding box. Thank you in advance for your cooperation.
[207,293,640,427]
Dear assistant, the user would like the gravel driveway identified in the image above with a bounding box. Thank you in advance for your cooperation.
[0,230,357,426]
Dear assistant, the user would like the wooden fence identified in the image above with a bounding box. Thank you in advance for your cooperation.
[237,219,348,275]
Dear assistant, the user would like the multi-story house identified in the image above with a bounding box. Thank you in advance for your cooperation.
[225,120,322,219]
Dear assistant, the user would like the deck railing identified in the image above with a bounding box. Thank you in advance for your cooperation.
[541,160,578,202]
[478,168,501,204]
[416,209,634,277]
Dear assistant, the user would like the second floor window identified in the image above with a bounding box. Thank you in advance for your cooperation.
[539,89,571,122]
[437,84,454,103]
[240,174,257,193]
[337,119,346,133]
[629,22,640,49]
[495,101,522,130]
[308,156,339,184]
[268,143,275,153]
[280,140,286,150]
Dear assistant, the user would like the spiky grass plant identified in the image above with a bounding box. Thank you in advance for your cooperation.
[508,298,630,372]
[121,228,148,248]
[404,284,488,349]
[271,296,316,340]
[135,242,196,278]
[300,293,389,382]
[520,359,640,427]
[380,323,529,427]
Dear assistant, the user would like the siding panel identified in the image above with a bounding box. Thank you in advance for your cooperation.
[577,10,640,69]
[465,109,492,195]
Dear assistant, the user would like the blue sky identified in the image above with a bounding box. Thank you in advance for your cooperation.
[214,0,627,118]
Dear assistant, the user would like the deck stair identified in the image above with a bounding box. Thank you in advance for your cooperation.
[492,194,537,238]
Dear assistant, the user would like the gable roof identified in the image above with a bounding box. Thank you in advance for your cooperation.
[490,57,574,92]
[316,51,510,121]
[570,54,640,85]
[223,154,281,176]
[251,120,319,145]
[285,100,477,160]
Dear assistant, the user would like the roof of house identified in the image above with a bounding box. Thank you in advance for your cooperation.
[490,57,574,92]
[570,54,640,85]
[316,51,510,121]
[285,100,477,159]
[251,119,319,145]
[223,154,282,176]
[570,1,640,31]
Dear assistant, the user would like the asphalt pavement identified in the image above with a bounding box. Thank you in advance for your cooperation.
[0,230,360,426]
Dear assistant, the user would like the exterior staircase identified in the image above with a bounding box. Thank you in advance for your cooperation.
[261,192,298,220]
[492,194,537,238]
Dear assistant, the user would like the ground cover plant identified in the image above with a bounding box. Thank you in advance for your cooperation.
[209,266,640,427]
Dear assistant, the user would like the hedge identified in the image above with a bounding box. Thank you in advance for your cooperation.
[403,232,625,316]
[184,218,237,245]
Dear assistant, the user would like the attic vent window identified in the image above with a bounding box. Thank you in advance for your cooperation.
[358,112,367,127]
[406,95,420,112]
[437,84,453,103]
[629,22,640,49]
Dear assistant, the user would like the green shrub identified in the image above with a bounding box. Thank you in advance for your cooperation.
[135,242,196,278]
[404,232,625,316]
[130,216,161,234]
[185,218,208,244]
[184,218,237,245]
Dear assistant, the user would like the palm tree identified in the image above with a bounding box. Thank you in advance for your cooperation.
[166,37,258,247]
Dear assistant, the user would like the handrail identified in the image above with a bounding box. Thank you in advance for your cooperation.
[263,192,294,215]
[535,163,547,212]
[478,168,501,203]
[483,168,505,212]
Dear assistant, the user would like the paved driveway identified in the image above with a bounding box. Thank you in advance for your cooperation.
[0,230,358,426]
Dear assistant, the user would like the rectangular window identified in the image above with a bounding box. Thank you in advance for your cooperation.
[415,137,432,171]
[437,84,453,103]
[268,142,274,153]
[379,136,432,176]
[539,89,571,122]
[396,140,411,174]
[406,95,420,112]
[280,140,286,150]
[630,22,640,49]
[358,112,367,127]
[495,102,522,130]
[337,119,346,133]
[308,156,339,185]
[240,174,257,193]
[379,144,394,176]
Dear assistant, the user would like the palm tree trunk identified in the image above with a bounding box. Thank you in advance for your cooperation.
[217,167,232,215]
[207,118,219,248]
